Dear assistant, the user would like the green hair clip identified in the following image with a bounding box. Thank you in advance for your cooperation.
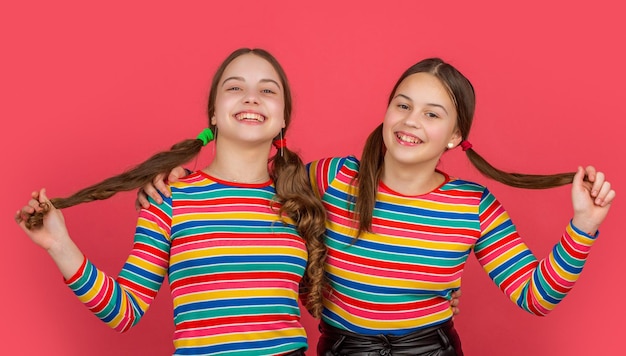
[196,128,214,146]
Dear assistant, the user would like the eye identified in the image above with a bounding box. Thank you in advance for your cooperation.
[261,88,276,94]
[426,112,440,119]
[227,86,242,91]
[397,103,411,111]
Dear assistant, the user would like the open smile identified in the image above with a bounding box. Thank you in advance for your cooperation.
[235,112,266,122]
[395,132,423,145]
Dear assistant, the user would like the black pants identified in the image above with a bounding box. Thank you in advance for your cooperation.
[317,320,463,356]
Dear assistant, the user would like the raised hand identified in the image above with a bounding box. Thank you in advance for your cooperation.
[15,189,70,250]
[15,188,84,278]
[571,166,616,235]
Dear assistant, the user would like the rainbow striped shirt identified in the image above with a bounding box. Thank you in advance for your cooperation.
[66,171,308,355]
[307,156,597,335]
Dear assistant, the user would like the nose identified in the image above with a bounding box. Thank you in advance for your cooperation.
[403,112,422,128]
[243,92,260,105]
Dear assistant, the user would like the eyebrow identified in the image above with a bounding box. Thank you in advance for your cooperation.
[222,76,281,89]
[394,93,449,115]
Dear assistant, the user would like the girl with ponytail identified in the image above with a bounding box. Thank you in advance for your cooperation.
[15,48,326,356]
[311,58,615,355]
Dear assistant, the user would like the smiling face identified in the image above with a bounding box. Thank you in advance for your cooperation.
[211,53,286,146]
[382,72,462,169]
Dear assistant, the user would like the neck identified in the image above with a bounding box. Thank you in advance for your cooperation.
[381,157,443,196]
[204,140,272,183]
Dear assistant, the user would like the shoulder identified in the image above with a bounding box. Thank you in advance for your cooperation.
[343,155,360,168]
[445,176,485,190]
[172,171,209,185]
[170,171,214,194]
[309,155,355,165]
[308,155,358,172]
[441,175,489,197]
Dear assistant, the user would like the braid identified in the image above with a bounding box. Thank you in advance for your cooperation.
[25,139,204,229]
[270,146,327,318]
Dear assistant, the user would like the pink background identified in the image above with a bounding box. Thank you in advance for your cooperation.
[1,1,624,355]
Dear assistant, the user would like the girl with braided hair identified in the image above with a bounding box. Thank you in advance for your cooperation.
[15,48,327,356]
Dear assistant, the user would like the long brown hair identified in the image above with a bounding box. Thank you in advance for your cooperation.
[356,58,577,237]
[25,48,327,318]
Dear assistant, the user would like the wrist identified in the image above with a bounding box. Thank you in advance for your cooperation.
[47,238,86,279]
[45,234,73,256]
[571,218,599,236]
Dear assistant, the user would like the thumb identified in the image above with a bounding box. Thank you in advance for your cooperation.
[168,166,187,183]
[572,166,585,190]
[37,188,55,214]
[38,188,49,203]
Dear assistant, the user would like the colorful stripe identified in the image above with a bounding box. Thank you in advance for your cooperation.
[307,156,598,335]
[66,171,308,355]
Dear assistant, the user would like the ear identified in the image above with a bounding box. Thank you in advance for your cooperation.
[211,116,217,125]
[281,120,286,129]
[449,128,463,148]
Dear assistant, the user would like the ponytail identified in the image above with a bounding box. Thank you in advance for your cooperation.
[464,146,576,189]
[24,138,204,229]
[353,124,385,238]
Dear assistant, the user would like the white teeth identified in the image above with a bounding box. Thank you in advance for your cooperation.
[397,133,421,144]
[236,112,265,122]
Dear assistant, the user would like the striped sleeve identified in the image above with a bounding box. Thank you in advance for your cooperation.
[473,188,597,315]
[306,156,349,198]
[65,195,173,332]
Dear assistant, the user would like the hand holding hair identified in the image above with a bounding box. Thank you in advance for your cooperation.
[15,188,87,279]
[15,188,65,235]
[571,166,615,235]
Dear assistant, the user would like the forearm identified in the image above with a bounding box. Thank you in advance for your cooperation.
[508,222,597,315]
[476,190,598,315]
[66,258,150,332]
[64,210,171,331]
